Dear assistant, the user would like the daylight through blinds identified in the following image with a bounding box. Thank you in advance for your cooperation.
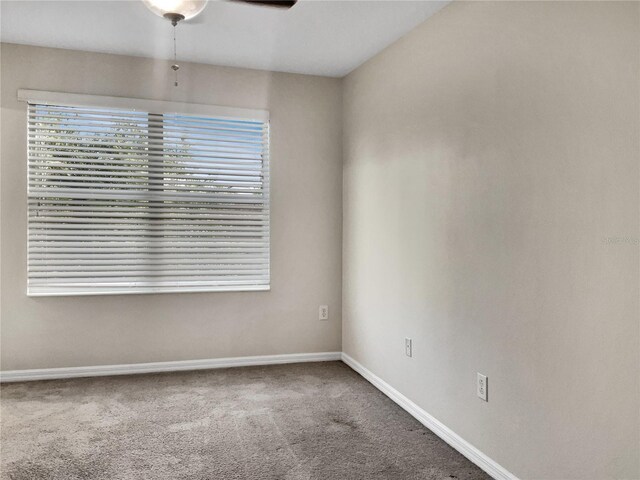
[27,101,270,295]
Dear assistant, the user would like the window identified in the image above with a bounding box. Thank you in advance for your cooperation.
[22,90,270,296]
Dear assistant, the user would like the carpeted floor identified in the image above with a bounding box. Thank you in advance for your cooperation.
[1,361,490,480]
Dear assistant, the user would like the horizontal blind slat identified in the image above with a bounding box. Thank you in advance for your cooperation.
[30,159,265,173]
[29,162,267,179]
[31,257,268,265]
[29,189,268,204]
[29,111,267,131]
[30,275,270,284]
[29,247,269,254]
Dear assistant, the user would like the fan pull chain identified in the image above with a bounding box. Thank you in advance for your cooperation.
[171,23,179,87]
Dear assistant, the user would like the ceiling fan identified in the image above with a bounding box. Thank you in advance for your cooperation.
[143,0,297,25]
[143,0,297,86]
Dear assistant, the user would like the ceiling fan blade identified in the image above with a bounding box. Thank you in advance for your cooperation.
[229,0,297,8]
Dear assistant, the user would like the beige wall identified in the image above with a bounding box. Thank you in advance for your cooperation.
[343,2,639,479]
[0,43,343,370]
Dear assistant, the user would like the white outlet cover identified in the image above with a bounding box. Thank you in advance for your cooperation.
[319,305,329,321]
[477,373,488,401]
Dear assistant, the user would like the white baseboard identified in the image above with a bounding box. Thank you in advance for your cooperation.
[1,350,517,480]
[341,353,518,480]
[0,352,342,383]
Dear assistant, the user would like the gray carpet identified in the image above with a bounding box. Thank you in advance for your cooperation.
[1,361,490,480]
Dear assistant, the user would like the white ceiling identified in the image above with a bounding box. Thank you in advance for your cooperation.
[0,0,448,77]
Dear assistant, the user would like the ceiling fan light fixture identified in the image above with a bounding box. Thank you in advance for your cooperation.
[142,0,208,22]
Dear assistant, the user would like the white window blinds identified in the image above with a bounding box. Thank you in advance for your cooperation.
[23,91,270,296]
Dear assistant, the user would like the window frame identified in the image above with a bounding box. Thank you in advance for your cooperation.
[20,90,271,297]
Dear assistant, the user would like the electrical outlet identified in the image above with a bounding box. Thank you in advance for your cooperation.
[405,338,412,357]
[319,305,329,321]
[477,373,488,401]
